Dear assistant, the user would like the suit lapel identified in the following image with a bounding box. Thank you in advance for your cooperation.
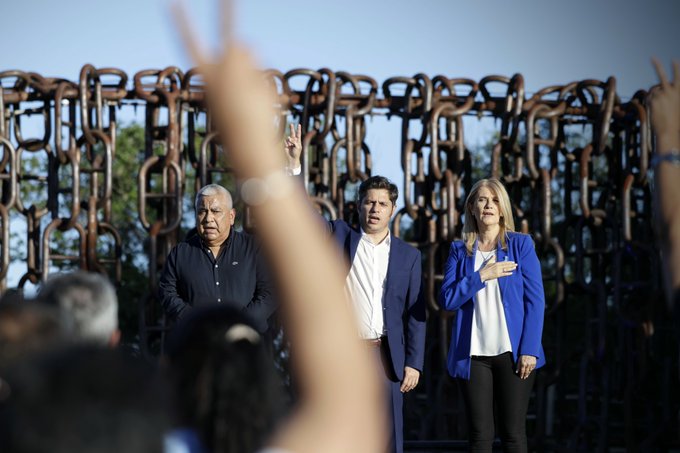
[383,233,400,309]
[496,238,508,299]
[466,240,476,277]
[348,227,361,264]
[385,233,398,283]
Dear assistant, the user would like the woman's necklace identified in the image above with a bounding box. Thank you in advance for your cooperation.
[478,245,496,262]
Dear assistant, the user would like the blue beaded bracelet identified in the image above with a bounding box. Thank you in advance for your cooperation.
[651,149,680,169]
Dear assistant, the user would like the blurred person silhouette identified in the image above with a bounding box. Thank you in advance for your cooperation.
[38,271,121,347]
[0,344,173,453]
[649,59,680,315]
[164,304,283,453]
[439,179,546,453]
[170,0,387,452]
[0,299,66,370]
[0,295,70,417]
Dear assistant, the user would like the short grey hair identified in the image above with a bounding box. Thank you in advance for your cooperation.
[39,272,118,345]
[195,184,233,211]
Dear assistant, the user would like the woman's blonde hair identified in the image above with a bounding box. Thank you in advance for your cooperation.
[462,178,515,255]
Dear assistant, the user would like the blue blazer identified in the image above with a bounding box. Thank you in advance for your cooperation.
[439,232,546,379]
[330,220,426,381]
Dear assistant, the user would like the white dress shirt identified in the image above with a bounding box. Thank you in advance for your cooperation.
[469,249,513,356]
[345,231,391,340]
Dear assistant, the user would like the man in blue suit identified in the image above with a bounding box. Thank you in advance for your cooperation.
[285,125,426,453]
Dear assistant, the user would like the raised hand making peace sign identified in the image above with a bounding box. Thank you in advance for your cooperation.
[285,123,303,170]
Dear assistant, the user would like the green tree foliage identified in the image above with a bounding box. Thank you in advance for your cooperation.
[110,124,149,343]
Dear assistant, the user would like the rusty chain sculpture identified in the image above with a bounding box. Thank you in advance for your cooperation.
[0,65,676,451]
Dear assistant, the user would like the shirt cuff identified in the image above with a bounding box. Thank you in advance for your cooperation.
[285,166,302,176]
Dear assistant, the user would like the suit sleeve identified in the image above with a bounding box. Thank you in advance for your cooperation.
[405,249,426,372]
[243,244,277,333]
[158,246,191,320]
[518,236,545,357]
[439,242,485,311]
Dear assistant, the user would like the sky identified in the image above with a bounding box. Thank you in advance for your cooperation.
[1,0,679,286]
[2,0,678,95]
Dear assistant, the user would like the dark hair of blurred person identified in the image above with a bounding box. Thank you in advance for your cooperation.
[164,304,284,453]
[0,344,173,453]
[0,300,67,370]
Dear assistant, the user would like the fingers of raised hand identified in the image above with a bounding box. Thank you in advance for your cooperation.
[218,0,234,46]
[652,58,680,91]
[653,58,670,89]
[171,1,208,68]
[287,123,302,147]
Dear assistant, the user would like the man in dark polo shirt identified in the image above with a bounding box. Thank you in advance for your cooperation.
[158,184,274,333]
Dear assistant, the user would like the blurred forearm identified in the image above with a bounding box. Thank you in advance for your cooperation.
[655,134,680,291]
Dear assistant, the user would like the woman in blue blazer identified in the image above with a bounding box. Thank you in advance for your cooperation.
[439,178,545,453]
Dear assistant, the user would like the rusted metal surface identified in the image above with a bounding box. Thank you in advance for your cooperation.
[0,65,676,451]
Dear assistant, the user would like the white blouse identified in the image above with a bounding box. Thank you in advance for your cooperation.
[469,249,513,357]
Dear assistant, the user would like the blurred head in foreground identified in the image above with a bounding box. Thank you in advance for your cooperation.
[165,304,283,453]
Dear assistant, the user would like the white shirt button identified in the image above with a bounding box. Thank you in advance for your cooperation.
[216,282,220,286]
[215,264,218,268]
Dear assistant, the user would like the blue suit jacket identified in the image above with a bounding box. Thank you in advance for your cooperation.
[330,220,426,381]
[439,232,546,379]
